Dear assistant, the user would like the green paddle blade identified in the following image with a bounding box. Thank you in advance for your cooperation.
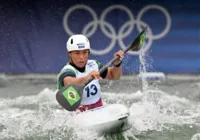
[129,26,147,52]
[56,84,84,111]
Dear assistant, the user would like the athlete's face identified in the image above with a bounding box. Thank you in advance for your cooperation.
[69,50,89,68]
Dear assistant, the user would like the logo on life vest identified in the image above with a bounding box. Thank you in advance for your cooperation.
[77,43,85,49]
[87,61,95,68]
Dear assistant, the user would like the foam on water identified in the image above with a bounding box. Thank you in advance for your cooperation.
[129,90,200,131]
[0,86,200,140]
[191,133,200,140]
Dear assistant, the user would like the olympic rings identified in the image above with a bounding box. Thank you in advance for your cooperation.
[63,4,171,55]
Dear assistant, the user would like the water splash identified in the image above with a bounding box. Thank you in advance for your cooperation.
[0,80,200,139]
[191,133,200,140]
[139,49,149,94]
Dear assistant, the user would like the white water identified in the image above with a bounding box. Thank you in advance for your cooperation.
[0,86,200,140]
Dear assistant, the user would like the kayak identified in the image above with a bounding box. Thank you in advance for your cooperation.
[66,104,132,135]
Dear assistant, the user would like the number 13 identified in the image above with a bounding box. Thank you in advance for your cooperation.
[85,84,98,97]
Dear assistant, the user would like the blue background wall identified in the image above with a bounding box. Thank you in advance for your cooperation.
[0,0,199,74]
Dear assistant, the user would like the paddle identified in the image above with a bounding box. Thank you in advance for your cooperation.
[56,26,147,111]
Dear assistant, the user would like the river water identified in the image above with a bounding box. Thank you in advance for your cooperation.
[0,73,200,140]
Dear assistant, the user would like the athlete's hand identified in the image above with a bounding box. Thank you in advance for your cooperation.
[113,50,124,66]
[87,70,101,80]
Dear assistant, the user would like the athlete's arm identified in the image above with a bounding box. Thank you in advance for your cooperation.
[105,66,122,80]
[63,70,100,86]
[105,50,124,80]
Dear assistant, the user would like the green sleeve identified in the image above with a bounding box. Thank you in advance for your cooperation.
[57,69,76,89]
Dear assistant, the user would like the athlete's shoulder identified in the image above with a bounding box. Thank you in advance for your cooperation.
[61,63,75,71]
[57,63,77,79]
[58,63,77,76]
[87,59,101,64]
[86,59,100,66]
[87,59,103,70]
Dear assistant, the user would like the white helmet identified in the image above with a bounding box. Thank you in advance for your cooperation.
[66,34,90,52]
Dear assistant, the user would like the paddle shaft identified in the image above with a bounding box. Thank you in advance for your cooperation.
[84,28,145,86]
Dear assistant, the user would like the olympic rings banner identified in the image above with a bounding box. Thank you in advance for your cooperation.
[0,0,200,74]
